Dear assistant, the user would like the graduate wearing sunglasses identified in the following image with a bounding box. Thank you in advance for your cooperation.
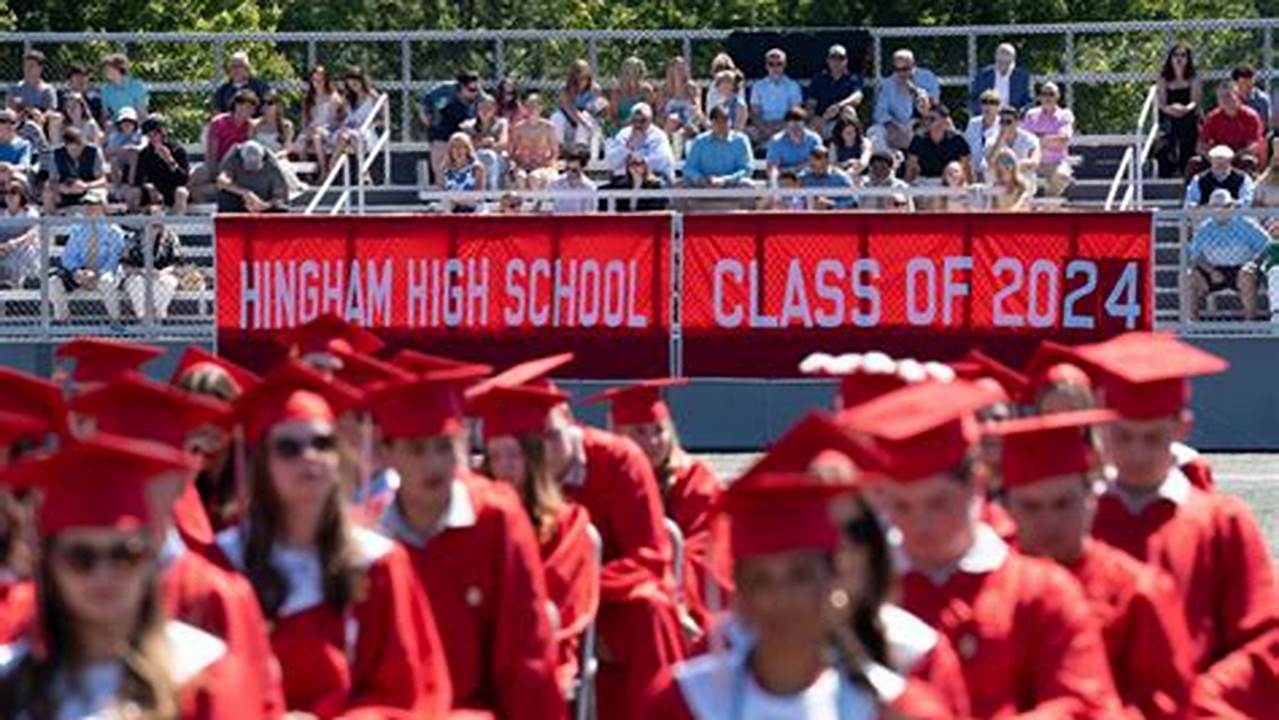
[0,434,257,719]
[215,362,453,718]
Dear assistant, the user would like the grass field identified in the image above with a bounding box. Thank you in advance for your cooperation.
[700,453,1279,559]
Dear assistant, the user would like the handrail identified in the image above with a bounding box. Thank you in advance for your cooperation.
[1105,147,1134,211]
[306,93,389,215]
[1106,84,1158,211]
[305,153,348,215]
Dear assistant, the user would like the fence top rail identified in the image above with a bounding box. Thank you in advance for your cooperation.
[6,18,1279,45]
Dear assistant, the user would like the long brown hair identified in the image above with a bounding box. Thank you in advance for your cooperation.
[0,535,176,719]
[303,65,335,127]
[481,434,565,543]
[835,494,893,667]
[175,365,241,530]
[240,443,361,619]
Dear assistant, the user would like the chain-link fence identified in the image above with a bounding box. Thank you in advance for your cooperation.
[0,213,214,343]
[2,19,1277,146]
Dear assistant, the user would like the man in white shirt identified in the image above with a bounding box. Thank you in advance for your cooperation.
[548,147,597,214]
[984,106,1040,181]
[604,103,675,184]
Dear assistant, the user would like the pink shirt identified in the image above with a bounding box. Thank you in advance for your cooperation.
[208,113,251,164]
[1021,106,1075,166]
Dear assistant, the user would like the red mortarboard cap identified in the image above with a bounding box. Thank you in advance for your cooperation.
[468,384,571,441]
[366,366,492,440]
[0,410,48,448]
[282,313,385,356]
[736,412,886,486]
[1,432,198,536]
[721,473,853,559]
[1071,333,1228,419]
[170,346,261,394]
[950,350,1029,402]
[583,378,687,427]
[72,373,231,450]
[988,409,1118,488]
[330,347,415,388]
[390,349,493,378]
[0,367,66,435]
[55,338,164,384]
[837,381,1006,482]
[233,361,363,446]
[466,352,574,399]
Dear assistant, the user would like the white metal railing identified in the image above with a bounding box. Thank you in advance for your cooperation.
[304,93,391,215]
[1105,84,1158,211]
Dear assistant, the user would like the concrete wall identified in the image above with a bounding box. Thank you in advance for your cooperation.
[3,335,1275,451]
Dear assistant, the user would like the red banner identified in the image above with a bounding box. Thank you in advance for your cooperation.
[216,214,671,377]
[680,212,1152,376]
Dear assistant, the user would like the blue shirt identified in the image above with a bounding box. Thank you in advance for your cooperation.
[683,130,754,183]
[100,77,149,121]
[61,218,127,273]
[799,167,856,207]
[749,75,803,124]
[1188,216,1271,266]
[0,137,31,169]
[766,128,823,171]
[873,69,941,126]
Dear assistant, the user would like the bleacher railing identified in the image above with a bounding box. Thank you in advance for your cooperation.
[304,92,392,215]
[1105,84,1158,211]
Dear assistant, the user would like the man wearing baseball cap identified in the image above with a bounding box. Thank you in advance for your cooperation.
[806,43,864,133]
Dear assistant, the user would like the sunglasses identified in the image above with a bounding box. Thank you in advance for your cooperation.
[894,66,912,73]
[767,61,784,67]
[56,538,150,575]
[263,100,277,106]
[999,117,1016,125]
[982,99,1001,106]
[1172,52,1188,58]
[271,433,338,459]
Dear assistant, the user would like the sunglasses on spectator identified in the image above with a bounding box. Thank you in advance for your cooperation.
[767,61,784,67]
[982,98,1001,106]
[6,189,21,196]
[263,100,277,106]
[271,433,338,459]
[999,117,1016,126]
[894,65,912,73]
[1172,51,1188,58]
[0,119,11,125]
[56,538,150,574]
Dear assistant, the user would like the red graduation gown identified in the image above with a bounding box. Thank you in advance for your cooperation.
[215,525,452,719]
[665,459,734,639]
[1066,539,1194,720]
[1091,469,1279,714]
[568,427,686,720]
[1190,627,1279,718]
[881,603,971,719]
[539,502,602,695]
[174,480,219,560]
[382,477,565,720]
[898,524,1122,719]
[0,579,33,645]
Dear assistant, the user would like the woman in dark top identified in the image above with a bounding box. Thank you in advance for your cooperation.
[601,152,668,212]
[1157,42,1201,178]
[829,109,871,175]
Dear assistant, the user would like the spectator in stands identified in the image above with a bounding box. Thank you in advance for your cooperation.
[121,204,183,321]
[806,44,863,135]
[548,146,596,214]
[62,62,105,128]
[683,105,754,189]
[48,188,124,324]
[941,160,971,211]
[43,127,107,213]
[708,53,738,83]
[1156,42,1201,178]
[12,50,58,114]
[829,107,870,176]
[495,76,527,123]
[1196,81,1265,174]
[965,89,1001,179]
[1021,82,1075,196]
[986,105,1040,180]
[706,71,748,137]
[1185,145,1255,207]
[215,140,288,213]
[761,169,805,210]
[601,152,668,212]
[104,107,144,192]
[99,54,148,123]
[658,56,703,148]
[297,66,345,176]
[0,180,39,289]
[462,94,510,191]
[510,93,559,190]
[749,48,803,145]
[799,144,854,209]
[422,70,481,189]
[132,114,190,214]
[205,90,256,167]
[1232,64,1271,131]
[0,163,28,196]
[988,147,1033,210]
[969,43,1032,114]
[250,89,294,161]
[50,91,103,149]
[556,60,608,152]
[441,132,485,213]
[871,49,941,152]
[862,148,913,211]
[332,66,382,161]
[905,103,970,188]
[610,57,656,130]
[765,106,822,180]
[1185,188,1268,321]
[9,100,47,159]
[705,53,745,112]
[605,103,675,184]
[1252,137,1279,208]
[0,110,33,173]
[213,51,270,115]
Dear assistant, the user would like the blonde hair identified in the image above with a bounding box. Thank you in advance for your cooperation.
[447,131,477,167]
[618,56,648,93]
[709,53,737,76]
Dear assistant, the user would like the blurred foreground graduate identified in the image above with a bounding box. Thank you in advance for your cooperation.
[213,362,452,718]
[1074,333,1279,716]
[839,381,1123,719]
[994,410,1195,719]
[0,435,258,719]
[366,371,566,720]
